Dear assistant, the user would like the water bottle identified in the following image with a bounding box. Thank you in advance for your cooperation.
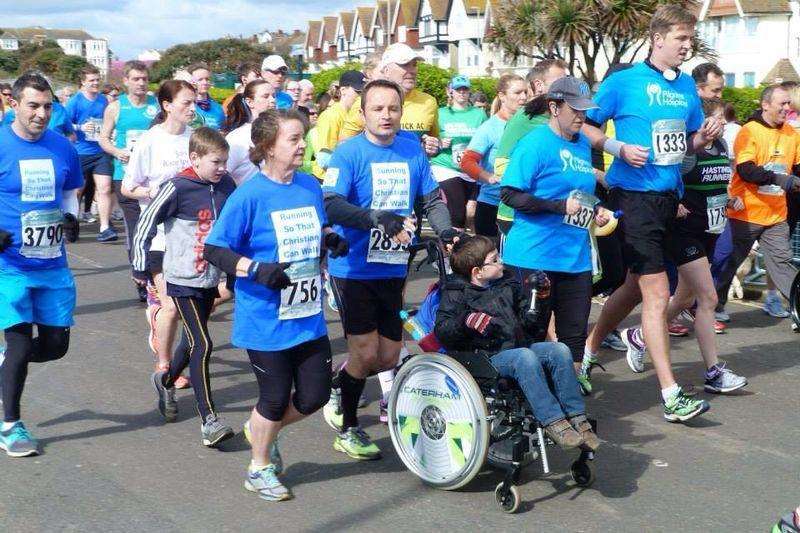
[399,310,426,341]
[594,210,623,237]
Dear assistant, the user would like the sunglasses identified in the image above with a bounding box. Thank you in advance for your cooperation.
[1,92,11,97]
[267,69,287,75]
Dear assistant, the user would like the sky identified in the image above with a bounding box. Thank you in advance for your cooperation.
[3,0,354,60]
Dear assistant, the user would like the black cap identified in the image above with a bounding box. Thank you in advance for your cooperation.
[339,70,366,91]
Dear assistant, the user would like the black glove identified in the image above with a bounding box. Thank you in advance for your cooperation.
[132,270,150,284]
[439,228,466,245]
[324,232,349,258]
[0,229,12,252]
[375,211,407,238]
[773,173,800,193]
[63,213,80,243]
[248,261,291,290]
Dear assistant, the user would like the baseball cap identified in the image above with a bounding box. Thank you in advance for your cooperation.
[339,70,366,91]
[261,55,288,72]
[450,75,471,90]
[380,43,424,68]
[546,76,597,111]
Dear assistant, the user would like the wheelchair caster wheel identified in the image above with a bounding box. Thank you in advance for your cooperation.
[570,460,595,487]
[494,482,521,513]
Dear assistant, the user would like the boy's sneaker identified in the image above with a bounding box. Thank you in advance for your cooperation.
[379,399,388,423]
[577,354,606,396]
[322,389,344,432]
[600,330,627,352]
[621,327,646,373]
[201,414,234,447]
[243,421,283,475]
[333,427,381,460]
[764,293,790,318]
[96,227,118,243]
[245,464,292,502]
[568,415,600,451]
[704,363,747,394]
[0,421,39,457]
[151,370,177,422]
[543,418,583,450]
[663,388,710,422]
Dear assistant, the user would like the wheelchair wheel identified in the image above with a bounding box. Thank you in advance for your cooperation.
[494,482,521,513]
[790,270,800,330]
[387,353,489,490]
[570,459,595,487]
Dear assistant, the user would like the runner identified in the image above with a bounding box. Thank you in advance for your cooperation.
[692,63,725,99]
[581,5,722,422]
[2,84,76,141]
[311,70,366,180]
[0,73,83,457]
[297,79,316,109]
[459,74,527,237]
[501,76,615,395]
[222,62,262,117]
[321,79,457,459]
[260,55,294,110]
[133,127,237,446]
[187,63,226,131]
[621,97,747,393]
[430,75,487,230]
[714,84,800,322]
[224,79,277,185]
[122,80,194,378]
[285,80,300,103]
[204,108,349,501]
[98,60,159,302]
[66,65,115,242]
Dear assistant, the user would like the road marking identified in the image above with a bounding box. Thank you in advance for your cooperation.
[67,251,105,269]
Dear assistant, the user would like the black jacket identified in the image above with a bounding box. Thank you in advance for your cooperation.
[434,273,548,353]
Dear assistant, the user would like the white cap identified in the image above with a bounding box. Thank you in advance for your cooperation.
[261,55,288,72]
[379,43,423,69]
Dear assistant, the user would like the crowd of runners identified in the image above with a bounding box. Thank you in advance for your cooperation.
[1,4,799,510]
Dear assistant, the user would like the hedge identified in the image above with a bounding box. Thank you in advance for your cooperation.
[722,86,761,123]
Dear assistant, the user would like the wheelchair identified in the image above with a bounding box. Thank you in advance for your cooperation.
[386,239,597,514]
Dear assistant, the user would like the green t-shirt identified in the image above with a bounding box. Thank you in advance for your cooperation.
[495,108,549,221]
[301,129,316,177]
[431,106,487,173]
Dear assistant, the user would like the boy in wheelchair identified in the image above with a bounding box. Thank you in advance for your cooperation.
[434,236,599,451]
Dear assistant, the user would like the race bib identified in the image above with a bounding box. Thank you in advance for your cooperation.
[452,143,468,166]
[20,208,64,259]
[83,118,103,142]
[270,206,321,263]
[651,119,687,166]
[370,162,410,210]
[563,190,597,230]
[278,259,322,320]
[706,193,728,234]
[366,228,410,264]
[19,159,56,202]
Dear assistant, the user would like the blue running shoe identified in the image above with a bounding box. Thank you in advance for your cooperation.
[96,227,118,243]
[243,421,283,475]
[764,293,789,318]
[0,421,39,457]
[245,464,292,501]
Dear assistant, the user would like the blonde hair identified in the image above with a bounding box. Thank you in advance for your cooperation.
[490,74,525,115]
[189,127,229,157]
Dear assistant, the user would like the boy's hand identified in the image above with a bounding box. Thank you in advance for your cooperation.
[465,312,494,336]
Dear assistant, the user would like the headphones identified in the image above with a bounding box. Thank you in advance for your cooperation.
[645,58,679,81]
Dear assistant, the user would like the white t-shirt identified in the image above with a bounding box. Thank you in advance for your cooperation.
[225,123,259,185]
[722,122,741,161]
[122,124,191,251]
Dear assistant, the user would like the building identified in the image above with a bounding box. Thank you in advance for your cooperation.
[0,26,111,78]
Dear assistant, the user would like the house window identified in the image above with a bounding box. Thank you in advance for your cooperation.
[724,73,735,86]
[744,17,758,36]
[467,56,471,66]
[474,55,479,66]
[743,72,755,87]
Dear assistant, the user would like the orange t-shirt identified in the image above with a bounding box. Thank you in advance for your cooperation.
[728,120,800,226]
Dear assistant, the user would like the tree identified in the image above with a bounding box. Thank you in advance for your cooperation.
[488,0,715,86]
[58,54,92,83]
[151,38,281,82]
[0,50,19,74]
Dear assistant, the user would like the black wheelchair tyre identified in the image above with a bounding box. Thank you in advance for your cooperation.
[495,482,521,513]
[790,270,800,329]
[570,459,596,487]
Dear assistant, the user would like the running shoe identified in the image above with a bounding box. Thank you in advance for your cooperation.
[322,388,344,432]
[0,421,39,457]
[715,309,731,322]
[577,354,606,396]
[621,327,646,373]
[243,421,284,475]
[663,388,710,422]
[151,370,177,422]
[174,375,191,389]
[333,427,381,460]
[145,304,161,354]
[96,227,118,243]
[111,208,124,222]
[79,212,97,224]
[764,293,790,318]
[245,464,292,502]
[379,399,388,424]
[704,363,747,394]
[201,414,234,447]
[324,277,338,313]
[599,330,627,352]
[680,309,727,334]
[668,319,690,337]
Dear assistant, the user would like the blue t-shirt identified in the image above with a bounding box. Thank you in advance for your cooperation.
[469,114,506,206]
[501,126,596,273]
[0,125,83,273]
[276,91,293,110]
[205,172,328,351]
[322,133,439,280]
[65,92,108,155]
[587,62,703,193]
[3,102,76,138]
[194,98,226,130]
